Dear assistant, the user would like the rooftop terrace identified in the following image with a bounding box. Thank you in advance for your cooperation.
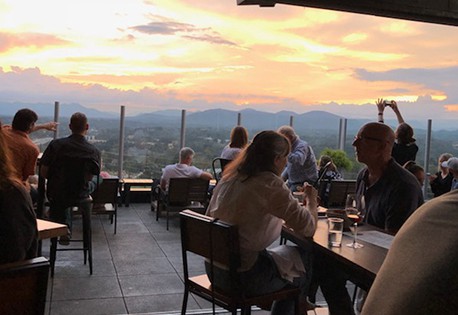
[41,202,331,315]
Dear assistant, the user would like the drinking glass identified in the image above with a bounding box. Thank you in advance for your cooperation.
[345,194,364,248]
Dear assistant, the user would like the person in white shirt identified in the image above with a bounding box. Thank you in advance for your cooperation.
[207,130,318,315]
[160,147,213,190]
[221,126,249,160]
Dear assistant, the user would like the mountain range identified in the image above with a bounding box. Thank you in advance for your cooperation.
[0,102,453,131]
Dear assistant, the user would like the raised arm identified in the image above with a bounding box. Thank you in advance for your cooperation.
[31,121,59,132]
[375,98,386,123]
[388,101,405,124]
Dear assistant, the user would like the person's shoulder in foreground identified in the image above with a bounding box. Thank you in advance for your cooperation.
[0,181,38,264]
[362,189,458,315]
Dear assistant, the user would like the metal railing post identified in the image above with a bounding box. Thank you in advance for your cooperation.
[180,110,186,148]
[118,106,125,179]
[338,118,347,151]
[53,101,59,139]
[424,119,432,197]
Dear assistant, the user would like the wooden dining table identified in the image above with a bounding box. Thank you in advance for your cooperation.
[282,217,392,291]
[37,219,68,241]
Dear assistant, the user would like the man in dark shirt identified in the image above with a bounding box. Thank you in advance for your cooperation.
[40,112,100,238]
[353,122,423,234]
[314,122,424,315]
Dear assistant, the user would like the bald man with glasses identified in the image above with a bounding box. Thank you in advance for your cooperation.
[352,122,424,234]
[313,123,425,315]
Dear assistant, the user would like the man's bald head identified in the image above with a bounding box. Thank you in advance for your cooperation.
[362,122,395,147]
[353,122,395,166]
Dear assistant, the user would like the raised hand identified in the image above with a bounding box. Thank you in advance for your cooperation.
[376,98,385,113]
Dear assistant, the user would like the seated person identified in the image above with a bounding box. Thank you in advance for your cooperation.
[206,130,318,315]
[403,160,425,186]
[0,121,38,264]
[317,155,342,181]
[316,155,342,206]
[362,189,458,315]
[221,126,248,160]
[429,153,453,197]
[40,113,101,244]
[160,147,213,191]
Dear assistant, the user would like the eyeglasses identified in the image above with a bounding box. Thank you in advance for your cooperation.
[353,135,384,143]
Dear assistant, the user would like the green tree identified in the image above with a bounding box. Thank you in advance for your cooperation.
[319,148,353,171]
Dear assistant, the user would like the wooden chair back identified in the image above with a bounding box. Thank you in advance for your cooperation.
[326,180,357,208]
[179,210,301,314]
[0,257,50,315]
[91,177,120,233]
[180,209,239,270]
[91,177,120,205]
[168,178,209,206]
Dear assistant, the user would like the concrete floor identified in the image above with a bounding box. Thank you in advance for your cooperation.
[41,203,331,315]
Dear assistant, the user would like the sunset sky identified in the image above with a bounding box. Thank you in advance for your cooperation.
[1,0,458,119]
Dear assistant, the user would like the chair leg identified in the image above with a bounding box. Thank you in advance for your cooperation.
[50,237,58,277]
[156,200,160,221]
[82,203,93,275]
[181,287,189,315]
[114,205,117,234]
[166,208,169,230]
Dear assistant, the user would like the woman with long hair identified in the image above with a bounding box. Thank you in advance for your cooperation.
[207,130,318,315]
[221,126,249,160]
[0,120,38,264]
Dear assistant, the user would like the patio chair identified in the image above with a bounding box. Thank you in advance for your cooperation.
[0,257,50,315]
[156,178,210,230]
[91,177,121,234]
[211,158,231,182]
[47,157,99,276]
[180,209,301,315]
[318,179,356,208]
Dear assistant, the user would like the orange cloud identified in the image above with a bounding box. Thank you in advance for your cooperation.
[0,32,68,53]
[444,105,458,111]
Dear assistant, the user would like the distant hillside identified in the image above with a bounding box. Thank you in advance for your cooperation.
[128,108,347,132]
[0,102,117,119]
[1,102,456,131]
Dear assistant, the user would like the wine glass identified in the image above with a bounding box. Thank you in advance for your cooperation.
[345,194,364,249]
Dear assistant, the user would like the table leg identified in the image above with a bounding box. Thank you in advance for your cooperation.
[124,184,131,207]
[50,237,57,277]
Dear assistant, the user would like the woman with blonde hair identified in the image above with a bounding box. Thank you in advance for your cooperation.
[0,120,38,264]
[207,130,318,315]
